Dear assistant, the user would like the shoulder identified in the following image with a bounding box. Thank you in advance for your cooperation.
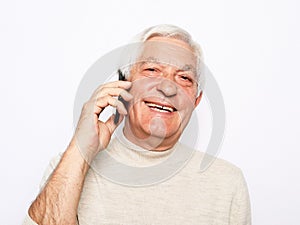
[179,144,245,184]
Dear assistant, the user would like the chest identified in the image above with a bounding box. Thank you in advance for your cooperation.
[77,171,233,225]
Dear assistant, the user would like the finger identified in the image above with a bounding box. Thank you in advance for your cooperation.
[94,95,128,115]
[104,113,125,135]
[95,87,133,101]
[102,80,132,88]
[93,81,132,95]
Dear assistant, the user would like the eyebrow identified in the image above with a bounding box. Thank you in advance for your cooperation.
[180,64,197,75]
[138,57,196,74]
[138,57,161,65]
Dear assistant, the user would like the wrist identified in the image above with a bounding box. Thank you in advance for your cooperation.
[62,140,90,176]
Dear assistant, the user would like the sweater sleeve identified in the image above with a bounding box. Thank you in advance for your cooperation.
[22,214,38,225]
[22,154,63,225]
[229,169,252,225]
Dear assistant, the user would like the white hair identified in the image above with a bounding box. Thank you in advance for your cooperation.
[120,24,205,93]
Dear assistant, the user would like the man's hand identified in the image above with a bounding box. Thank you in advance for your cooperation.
[27,80,132,225]
[72,80,133,163]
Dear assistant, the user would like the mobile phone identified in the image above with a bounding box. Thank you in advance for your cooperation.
[114,69,127,124]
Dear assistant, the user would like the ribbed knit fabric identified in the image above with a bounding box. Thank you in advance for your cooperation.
[23,134,251,225]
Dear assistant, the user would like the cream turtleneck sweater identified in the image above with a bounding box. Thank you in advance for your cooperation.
[24,134,251,225]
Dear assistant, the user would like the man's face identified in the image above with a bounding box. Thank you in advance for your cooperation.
[124,36,202,149]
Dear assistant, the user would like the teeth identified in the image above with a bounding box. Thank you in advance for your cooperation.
[152,107,169,113]
[145,102,175,112]
[162,106,174,112]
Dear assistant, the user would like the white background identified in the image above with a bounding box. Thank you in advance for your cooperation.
[1,0,299,224]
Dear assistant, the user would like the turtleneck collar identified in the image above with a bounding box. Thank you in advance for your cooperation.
[106,130,179,167]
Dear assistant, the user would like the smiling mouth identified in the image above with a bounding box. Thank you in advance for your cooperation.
[144,101,177,113]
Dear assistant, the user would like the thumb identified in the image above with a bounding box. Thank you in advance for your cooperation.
[105,113,125,135]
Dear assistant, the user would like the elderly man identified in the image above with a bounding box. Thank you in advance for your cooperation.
[24,25,251,225]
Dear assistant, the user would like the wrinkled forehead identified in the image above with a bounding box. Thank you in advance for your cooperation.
[135,40,198,73]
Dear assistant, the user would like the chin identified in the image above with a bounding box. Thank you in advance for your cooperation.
[142,118,181,139]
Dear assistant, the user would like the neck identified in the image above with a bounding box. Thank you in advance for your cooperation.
[123,125,179,151]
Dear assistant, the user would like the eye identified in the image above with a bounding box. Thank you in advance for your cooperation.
[175,73,195,87]
[179,74,193,82]
[180,75,192,81]
[145,68,157,72]
[142,67,162,76]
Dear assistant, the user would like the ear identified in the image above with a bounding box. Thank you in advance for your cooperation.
[194,91,203,108]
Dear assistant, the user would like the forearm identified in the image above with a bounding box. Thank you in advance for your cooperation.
[28,140,89,225]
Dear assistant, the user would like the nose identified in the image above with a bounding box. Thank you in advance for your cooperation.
[156,78,177,97]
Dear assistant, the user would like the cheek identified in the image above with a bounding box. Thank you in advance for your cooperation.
[176,94,196,125]
[185,89,198,103]
[129,77,154,95]
[126,84,145,112]
[177,89,197,109]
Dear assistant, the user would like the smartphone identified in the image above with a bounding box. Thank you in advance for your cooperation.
[114,69,127,124]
